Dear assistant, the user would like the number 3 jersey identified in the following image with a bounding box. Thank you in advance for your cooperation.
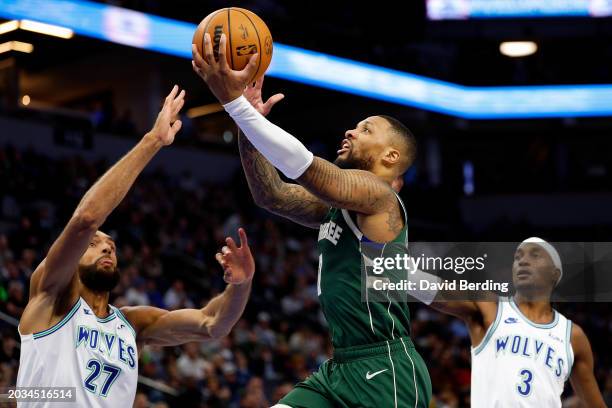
[17,297,138,407]
[471,297,574,408]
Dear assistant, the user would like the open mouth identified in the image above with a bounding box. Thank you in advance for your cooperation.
[337,139,351,155]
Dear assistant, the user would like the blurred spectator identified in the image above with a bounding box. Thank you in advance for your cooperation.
[133,392,149,408]
[164,280,193,310]
[125,277,151,306]
[176,343,211,381]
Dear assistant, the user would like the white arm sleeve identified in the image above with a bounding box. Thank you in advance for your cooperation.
[223,96,314,179]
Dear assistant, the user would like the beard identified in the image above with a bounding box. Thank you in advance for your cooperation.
[79,261,120,292]
[333,150,374,171]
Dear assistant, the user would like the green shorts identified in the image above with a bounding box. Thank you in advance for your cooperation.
[278,337,432,408]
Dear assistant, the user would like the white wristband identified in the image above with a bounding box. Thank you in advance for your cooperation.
[224,96,314,179]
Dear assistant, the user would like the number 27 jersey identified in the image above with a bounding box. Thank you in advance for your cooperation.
[17,297,138,407]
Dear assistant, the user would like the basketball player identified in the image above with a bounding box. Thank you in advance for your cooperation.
[16,86,255,407]
[192,35,431,407]
[420,238,606,407]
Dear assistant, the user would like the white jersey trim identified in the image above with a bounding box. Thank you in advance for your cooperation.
[400,337,418,408]
[386,341,398,408]
[472,299,503,356]
[386,289,395,340]
[31,298,82,340]
[565,320,574,381]
[509,297,559,328]
[113,306,137,338]
[364,245,376,335]
[340,209,363,240]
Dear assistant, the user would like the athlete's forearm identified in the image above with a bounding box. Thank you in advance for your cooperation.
[296,157,395,214]
[238,131,328,227]
[203,280,252,338]
[225,96,313,179]
[75,134,162,227]
[238,131,286,207]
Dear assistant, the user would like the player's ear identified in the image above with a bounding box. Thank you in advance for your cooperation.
[551,268,561,287]
[382,147,400,167]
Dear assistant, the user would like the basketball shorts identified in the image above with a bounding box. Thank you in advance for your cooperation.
[277,336,432,408]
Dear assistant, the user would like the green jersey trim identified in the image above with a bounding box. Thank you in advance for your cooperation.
[339,192,408,244]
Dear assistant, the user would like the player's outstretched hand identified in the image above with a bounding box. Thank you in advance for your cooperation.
[215,228,255,285]
[244,76,284,117]
[191,33,257,105]
[149,85,185,146]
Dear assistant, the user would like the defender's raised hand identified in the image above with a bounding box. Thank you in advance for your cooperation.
[244,76,284,117]
[192,33,258,104]
[215,228,255,285]
[149,85,185,146]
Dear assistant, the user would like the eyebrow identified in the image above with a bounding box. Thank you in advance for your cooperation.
[356,120,373,130]
[94,235,115,246]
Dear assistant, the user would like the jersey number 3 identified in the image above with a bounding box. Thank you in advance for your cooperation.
[84,359,122,397]
[516,368,533,397]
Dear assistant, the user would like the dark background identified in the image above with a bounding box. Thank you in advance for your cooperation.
[1,1,611,407]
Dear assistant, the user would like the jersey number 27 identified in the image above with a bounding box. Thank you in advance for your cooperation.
[84,359,122,397]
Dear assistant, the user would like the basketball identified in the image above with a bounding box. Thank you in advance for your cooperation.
[193,8,273,82]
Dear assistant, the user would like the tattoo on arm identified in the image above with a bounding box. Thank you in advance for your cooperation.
[385,206,404,235]
[297,157,395,215]
[238,132,327,228]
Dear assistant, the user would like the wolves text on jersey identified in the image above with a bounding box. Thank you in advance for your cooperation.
[75,325,137,369]
[494,334,566,378]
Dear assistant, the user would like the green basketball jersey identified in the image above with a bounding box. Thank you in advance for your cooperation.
[316,195,412,348]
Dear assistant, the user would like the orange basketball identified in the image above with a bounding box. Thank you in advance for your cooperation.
[193,8,273,82]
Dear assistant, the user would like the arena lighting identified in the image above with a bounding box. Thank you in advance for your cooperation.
[500,41,538,57]
[19,19,73,39]
[427,0,612,20]
[0,20,19,35]
[0,40,33,54]
[2,0,612,119]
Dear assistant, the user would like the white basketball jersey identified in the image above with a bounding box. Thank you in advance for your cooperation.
[17,298,138,407]
[471,297,574,408]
